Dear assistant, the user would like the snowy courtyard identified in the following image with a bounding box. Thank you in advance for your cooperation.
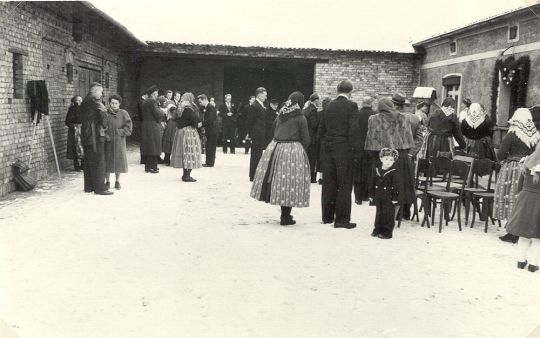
[1,145,539,338]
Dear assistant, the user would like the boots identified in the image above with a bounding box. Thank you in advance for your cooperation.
[280,206,296,226]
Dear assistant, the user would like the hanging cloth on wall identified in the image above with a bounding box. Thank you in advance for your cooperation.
[26,80,49,124]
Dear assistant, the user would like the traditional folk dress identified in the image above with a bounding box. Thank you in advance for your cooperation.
[417,99,466,159]
[170,106,202,169]
[251,97,311,208]
[460,103,496,160]
[506,167,540,239]
[104,108,132,173]
[494,108,540,220]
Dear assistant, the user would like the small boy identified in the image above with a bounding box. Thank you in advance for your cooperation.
[369,148,401,239]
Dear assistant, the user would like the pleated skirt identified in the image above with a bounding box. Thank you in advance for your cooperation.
[418,132,454,159]
[466,137,496,160]
[250,141,311,208]
[493,160,521,220]
[170,126,202,169]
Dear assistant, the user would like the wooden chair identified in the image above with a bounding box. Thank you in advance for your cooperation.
[421,158,471,232]
[470,160,502,233]
[412,158,431,224]
[462,159,498,226]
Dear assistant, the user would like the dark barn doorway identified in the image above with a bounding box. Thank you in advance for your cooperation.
[223,62,315,106]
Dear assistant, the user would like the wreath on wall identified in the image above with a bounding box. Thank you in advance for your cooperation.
[490,55,531,124]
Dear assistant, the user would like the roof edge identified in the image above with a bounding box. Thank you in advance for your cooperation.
[81,1,147,47]
[413,2,540,47]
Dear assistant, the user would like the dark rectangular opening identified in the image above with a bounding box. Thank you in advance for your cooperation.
[12,53,24,99]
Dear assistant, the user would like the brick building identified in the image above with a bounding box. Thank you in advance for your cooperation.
[0,1,145,196]
[413,3,540,144]
[130,42,418,109]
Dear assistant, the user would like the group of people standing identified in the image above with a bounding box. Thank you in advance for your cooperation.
[65,82,132,195]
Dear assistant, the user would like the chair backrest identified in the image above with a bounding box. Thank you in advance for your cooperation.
[450,160,472,191]
[416,158,431,189]
[472,159,497,190]
[431,156,452,177]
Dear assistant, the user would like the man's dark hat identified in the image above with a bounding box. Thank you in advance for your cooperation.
[309,93,320,102]
[144,85,159,95]
[391,92,406,106]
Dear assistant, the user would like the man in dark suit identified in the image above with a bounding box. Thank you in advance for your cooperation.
[217,93,237,154]
[318,80,358,229]
[198,94,218,167]
[237,96,255,154]
[303,93,321,183]
[247,87,267,181]
[350,96,375,204]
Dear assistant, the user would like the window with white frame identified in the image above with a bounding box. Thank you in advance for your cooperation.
[442,74,462,112]
[449,40,457,55]
[508,24,519,43]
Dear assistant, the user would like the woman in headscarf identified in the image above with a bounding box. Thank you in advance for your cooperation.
[495,108,540,242]
[65,95,83,171]
[250,91,311,226]
[505,144,540,272]
[170,92,203,182]
[161,98,179,166]
[365,98,416,219]
[460,102,496,159]
[417,97,466,159]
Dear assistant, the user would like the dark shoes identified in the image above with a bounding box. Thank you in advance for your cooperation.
[249,177,254,182]
[280,216,296,226]
[146,169,159,174]
[202,164,214,167]
[500,233,519,244]
[334,222,356,229]
[95,190,113,195]
[114,181,121,190]
[355,199,362,205]
[105,181,110,190]
[370,230,379,237]
[318,179,323,185]
[517,261,527,269]
[528,265,539,273]
[182,176,197,182]
[377,233,392,239]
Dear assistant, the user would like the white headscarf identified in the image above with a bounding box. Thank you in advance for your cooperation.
[464,103,486,129]
[508,108,540,149]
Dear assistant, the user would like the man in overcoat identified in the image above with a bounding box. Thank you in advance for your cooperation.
[217,93,237,154]
[199,94,219,167]
[303,93,321,183]
[247,87,268,181]
[318,80,358,228]
[80,82,112,195]
[140,85,165,173]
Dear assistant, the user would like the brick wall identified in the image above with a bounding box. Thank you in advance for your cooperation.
[0,1,138,197]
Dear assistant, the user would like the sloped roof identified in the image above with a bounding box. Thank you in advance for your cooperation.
[413,2,540,47]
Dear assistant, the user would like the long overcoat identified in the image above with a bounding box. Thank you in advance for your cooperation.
[140,98,165,156]
[104,108,132,173]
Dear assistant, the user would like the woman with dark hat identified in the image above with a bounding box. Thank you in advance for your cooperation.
[417,97,466,159]
[365,98,416,219]
[460,102,496,160]
[170,93,203,182]
[65,95,83,171]
[505,145,540,272]
[250,91,311,226]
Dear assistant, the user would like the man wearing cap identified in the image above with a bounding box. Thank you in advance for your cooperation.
[247,87,268,181]
[140,85,165,173]
[391,92,423,220]
[198,94,218,167]
[318,80,358,229]
[350,96,375,204]
[303,93,321,183]
[265,99,279,147]
[217,94,237,154]
[80,82,112,195]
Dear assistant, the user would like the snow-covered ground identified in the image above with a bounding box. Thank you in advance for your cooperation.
[1,145,539,338]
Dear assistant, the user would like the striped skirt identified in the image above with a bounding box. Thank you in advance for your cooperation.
[250,140,311,208]
[493,160,522,220]
[170,126,202,169]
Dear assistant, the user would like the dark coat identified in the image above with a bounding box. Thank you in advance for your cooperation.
[140,97,165,156]
[369,166,400,202]
[247,100,267,142]
[318,96,358,147]
[265,108,278,146]
[177,107,200,129]
[65,105,82,159]
[497,132,536,161]
[202,103,218,135]
[350,106,374,150]
[302,103,319,145]
[273,111,311,149]
[80,95,107,148]
[218,102,237,128]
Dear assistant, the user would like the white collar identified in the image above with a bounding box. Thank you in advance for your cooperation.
[338,94,349,99]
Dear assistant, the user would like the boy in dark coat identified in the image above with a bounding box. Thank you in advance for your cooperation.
[369,148,401,239]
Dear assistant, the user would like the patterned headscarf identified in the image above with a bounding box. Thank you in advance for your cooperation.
[179,92,199,117]
[464,103,487,129]
[441,97,456,117]
[508,108,540,149]
[278,91,304,121]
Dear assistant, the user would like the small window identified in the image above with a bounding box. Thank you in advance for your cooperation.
[449,41,457,55]
[66,63,74,84]
[508,24,519,42]
[12,53,24,99]
[104,72,110,89]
